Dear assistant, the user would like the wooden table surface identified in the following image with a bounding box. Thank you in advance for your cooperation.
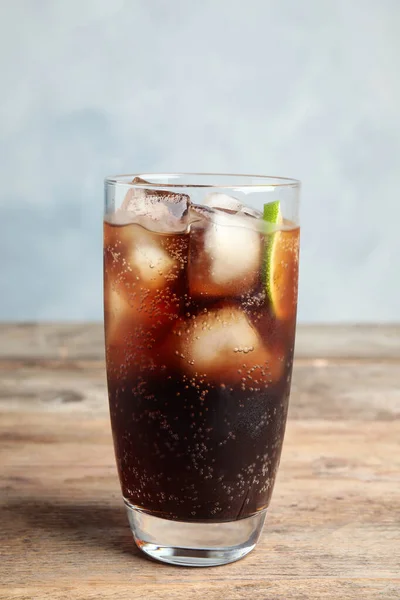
[1,324,399,600]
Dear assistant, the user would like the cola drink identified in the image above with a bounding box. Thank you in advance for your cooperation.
[104,186,299,523]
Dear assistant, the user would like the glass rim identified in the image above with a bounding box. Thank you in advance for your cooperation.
[104,172,301,189]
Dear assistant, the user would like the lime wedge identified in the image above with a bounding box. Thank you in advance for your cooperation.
[264,200,282,314]
[263,200,282,226]
[264,201,292,320]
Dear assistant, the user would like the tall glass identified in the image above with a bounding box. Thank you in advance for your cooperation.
[104,174,300,566]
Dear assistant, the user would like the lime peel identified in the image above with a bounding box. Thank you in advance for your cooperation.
[263,200,282,225]
[263,201,283,316]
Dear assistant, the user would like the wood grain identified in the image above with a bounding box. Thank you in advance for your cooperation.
[1,322,399,361]
[0,324,399,600]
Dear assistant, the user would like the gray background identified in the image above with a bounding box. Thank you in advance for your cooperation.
[1,0,399,322]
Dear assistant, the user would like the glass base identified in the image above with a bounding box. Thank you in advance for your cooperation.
[125,500,267,567]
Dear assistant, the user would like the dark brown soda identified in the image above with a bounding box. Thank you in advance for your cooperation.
[104,219,299,522]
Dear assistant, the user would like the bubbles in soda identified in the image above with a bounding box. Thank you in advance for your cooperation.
[104,185,299,522]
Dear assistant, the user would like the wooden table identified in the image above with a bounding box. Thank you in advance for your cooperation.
[1,324,399,599]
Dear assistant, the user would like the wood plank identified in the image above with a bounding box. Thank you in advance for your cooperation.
[1,412,399,599]
[1,324,399,599]
[1,323,400,361]
[0,323,105,361]
[294,324,400,360]
[2,581,399,600]
[0,361,399,421]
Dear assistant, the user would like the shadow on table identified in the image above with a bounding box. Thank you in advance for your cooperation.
[3,496,145,560]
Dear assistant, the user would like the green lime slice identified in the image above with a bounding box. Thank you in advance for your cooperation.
[263,200,281,225]
[264,201,299,320]
[263,201,283,316]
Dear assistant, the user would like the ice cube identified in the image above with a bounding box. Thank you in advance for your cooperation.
[188,208,262,297]
[116,177,191,233]
[104,267,185,377]
[203,192,262,218]
[105,221,188,291]
[104,222,188,356]
[128,225,177,290]
[104,274,140,373]
[104,281,130,342]
[168,306,284,385]
[104,281,162,378]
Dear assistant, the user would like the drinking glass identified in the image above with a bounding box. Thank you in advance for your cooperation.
[104,174,300,566]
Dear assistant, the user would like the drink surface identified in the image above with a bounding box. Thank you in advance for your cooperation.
[104,197,299,522]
